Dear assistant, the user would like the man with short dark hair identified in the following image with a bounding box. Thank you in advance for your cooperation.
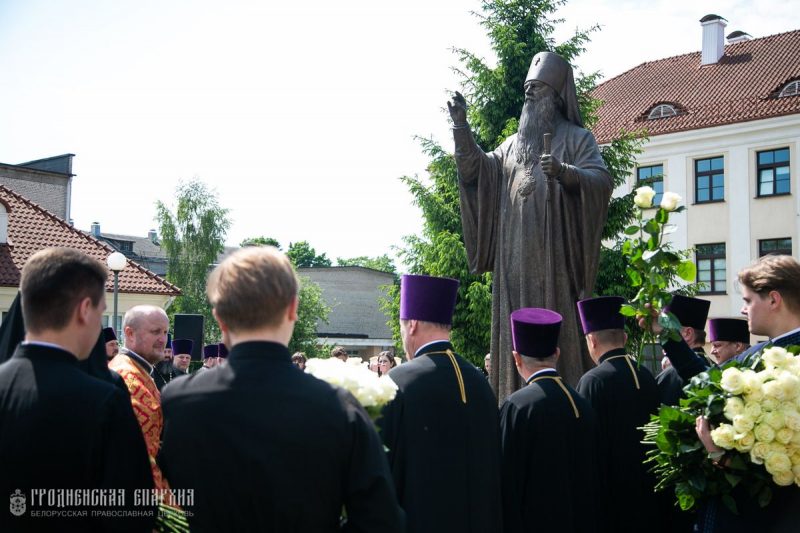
[378,274,502,533]
[163,339,192,381]
[500,308,599,533]
[0,248,154,532]
[160,246,403,531]
[576,296,662,533]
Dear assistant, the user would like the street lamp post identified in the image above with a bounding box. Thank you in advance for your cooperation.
[106,252,127,333]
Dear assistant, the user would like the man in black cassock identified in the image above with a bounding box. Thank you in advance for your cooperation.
[0,248,154,533]
[656,294,711,405]
[576,296,662,533]
[499,308,600,533]
[378,274,502,533]
[159,246,403,532]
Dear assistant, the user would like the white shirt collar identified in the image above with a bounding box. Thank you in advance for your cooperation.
[772,325,800,344]
[526,367,557,383]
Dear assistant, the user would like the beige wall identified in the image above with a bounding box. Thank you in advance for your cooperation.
[619,113,800,327]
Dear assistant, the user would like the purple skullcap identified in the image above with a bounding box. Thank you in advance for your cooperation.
[665,295,710,330]
[102,327,117,342]
[203,344,218,359]
[577,296,625,334]
[510,308,562,358]
[172,339,193,356]
[399,274,459,325]
[708,318,750,344]
[217,343,229,358]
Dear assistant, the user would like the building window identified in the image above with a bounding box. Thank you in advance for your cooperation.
[759,238,792,257]
[757,148,790,197]
[779,80,800,98]
[647,104,678,120]
[696,243,726,294]
[637,164,664,205]
[695,156,724,203]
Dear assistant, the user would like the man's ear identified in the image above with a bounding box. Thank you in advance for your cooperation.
[553,347,561,363]
[768,290,783,311]
[287,296,299,323]
[75,296,94,326]
[512,350,522,369]
[212,307,228,335]
[407,320,418,336]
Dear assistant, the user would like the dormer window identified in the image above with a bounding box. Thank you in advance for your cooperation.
[779,80,800,98]
[647,104,678,120]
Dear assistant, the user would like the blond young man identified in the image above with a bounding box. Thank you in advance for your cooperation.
[159,246,403,532]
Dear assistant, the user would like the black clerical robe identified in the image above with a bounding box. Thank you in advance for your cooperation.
[499,368,600,533]
[656,347,708,406]
[378,340,502,533]
[0,343,155,533]
[159,341,403,533]
[576,348,662,533]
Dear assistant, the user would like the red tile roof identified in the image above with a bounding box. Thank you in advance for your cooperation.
[0,185,180,295]
[591,30,800,145]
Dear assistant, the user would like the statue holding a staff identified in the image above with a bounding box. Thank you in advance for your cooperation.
[448,51,613,399]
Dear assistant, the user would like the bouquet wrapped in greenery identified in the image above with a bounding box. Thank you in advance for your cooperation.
[643,345,800,513]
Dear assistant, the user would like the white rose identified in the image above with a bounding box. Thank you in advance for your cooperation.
[778,372,800,401]
[777,428,795,445]
[766,452,793,475]
[732,413,756,433]
[660,191,681,212]
[763,346,792,369]
[633,186,656,208]
[734,431,756,452]
[761,398,779,413]
[720,367,746,395]
[744,401,762,419]
[743,370,764,397]
[784,409,800,431]
[724,397,745,420]
[755,423,776,443]
[773,470,795,486]
[763,410,786,430]
[764,380,787,401]
[711,424,736,450]
[751,442,772,464]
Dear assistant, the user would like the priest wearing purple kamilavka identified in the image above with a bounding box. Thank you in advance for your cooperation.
[575,296,662,533]
[378,274,502,533]
[499,308,600,533]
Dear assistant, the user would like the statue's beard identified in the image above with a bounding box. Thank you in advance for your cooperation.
[515,93,557,165]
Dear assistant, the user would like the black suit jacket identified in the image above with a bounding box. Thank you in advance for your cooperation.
[159,341,404,533]
[0,343,155,532]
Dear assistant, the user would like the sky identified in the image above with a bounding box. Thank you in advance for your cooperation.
[1,0,799,265]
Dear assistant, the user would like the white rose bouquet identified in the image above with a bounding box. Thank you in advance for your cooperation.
[643,344,800,514]
[305,357,398,422]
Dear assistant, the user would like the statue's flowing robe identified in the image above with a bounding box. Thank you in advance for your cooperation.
[455,119,612,399]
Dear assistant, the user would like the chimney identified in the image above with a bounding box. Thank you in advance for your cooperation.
[91,222,101,236]
[148,229,158,244]
[726,31,752,44]
[700,14,727,65]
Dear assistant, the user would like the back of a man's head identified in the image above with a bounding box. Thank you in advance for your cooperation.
[207,246,298,332]
[739,255,800,313]
[20,248,107,334]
